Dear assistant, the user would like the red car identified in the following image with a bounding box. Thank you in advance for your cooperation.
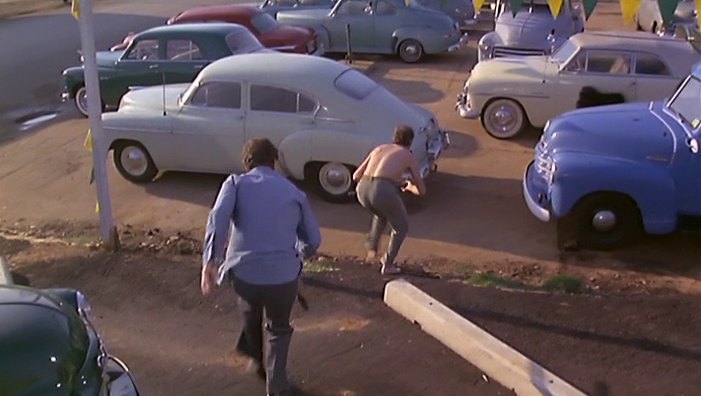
[112,5,319,54]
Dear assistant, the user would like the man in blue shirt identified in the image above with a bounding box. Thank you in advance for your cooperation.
[201,138,321,396]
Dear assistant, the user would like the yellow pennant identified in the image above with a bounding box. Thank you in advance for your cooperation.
[71,0,80,19]
[84,129,93,151]
[547,0,564,18]
[619,0,641,25]
[473,0,487,13]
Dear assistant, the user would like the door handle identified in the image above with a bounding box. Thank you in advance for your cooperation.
[194,65,204,70]
[149,64,159,69]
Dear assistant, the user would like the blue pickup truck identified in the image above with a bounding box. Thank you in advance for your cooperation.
[523,63,701,250]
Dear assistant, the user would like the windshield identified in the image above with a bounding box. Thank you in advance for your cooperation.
[251,13,278,34]
[551,39,577,64]
[668,76,701,129]
[225,30,263,54]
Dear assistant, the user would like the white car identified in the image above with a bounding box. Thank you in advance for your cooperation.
[457,31,701,139]
[102,53,449,202]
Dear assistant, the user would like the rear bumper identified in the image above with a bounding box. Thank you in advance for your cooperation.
[448,33,469,52]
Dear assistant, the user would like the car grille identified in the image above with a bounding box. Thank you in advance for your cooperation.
[534,137,553,178]
[492,46,546,58]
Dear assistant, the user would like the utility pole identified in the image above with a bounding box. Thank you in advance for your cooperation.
[74,0,119,250]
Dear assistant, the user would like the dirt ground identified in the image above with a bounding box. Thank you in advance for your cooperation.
[2,225,700,396]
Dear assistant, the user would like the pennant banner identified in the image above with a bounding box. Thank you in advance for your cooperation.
[473,0,488,13]
[71,0,80,19]
[510,0,523,16]
[619,0,642,25]
[547,0,564,18]
[582,0,598,19]
[658,0,681,25]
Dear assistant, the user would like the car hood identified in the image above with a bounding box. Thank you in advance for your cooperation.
[471,55,551,84]
[0,287,89,395]
[96,50,122,68]
[547,102,675,164]
[495,10,571,48]
[276,8,329,25]
[116,83,190,114]
[264,25,314,48]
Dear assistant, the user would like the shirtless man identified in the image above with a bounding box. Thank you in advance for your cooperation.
[352,124,426,275]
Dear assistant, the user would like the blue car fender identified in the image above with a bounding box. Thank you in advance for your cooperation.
[550,154,677,234]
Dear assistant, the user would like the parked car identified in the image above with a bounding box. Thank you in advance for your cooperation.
[0,285,139,395]
[457,31,701,139]
[411,0,476,30]
[166,5,319,54]
[275,0,468,63]
[62,23,266,117]
[478,0,585,61]
[636,0,696,34]
[258,0,336,18]
[101,53,449,202]
[523,62,701,250]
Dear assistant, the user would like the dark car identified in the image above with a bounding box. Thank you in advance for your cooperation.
[0,285,139,395]
[62,23,265,117]
[166,5,319,54]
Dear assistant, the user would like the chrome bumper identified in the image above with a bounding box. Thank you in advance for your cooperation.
[523,161,550,222]
[448,33,469,52]
[419,129,450,178]
[455,92,479,119]
[105,355,140,396]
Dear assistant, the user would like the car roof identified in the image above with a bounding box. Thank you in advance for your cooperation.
[571,30,690,50]
[136,23,248,39]
[200,52,351,84]
[173,4,260,22]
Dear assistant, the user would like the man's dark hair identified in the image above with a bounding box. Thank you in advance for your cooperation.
[393,125,414,148]
[242,138,278,171]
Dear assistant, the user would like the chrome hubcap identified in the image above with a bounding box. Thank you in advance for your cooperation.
[120,146,148,176]
[592,210,617,232]
[319,163,351,195]
[492,106,516,131]
[76,88,88,115]
[404,45,418,56]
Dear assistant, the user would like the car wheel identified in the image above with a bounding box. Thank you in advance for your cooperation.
[113,141,158,183]
[398,39,424,63]
[309,162,355,203]
[559,193,641,250]
[74,85,105,118]
[481,98,528,139]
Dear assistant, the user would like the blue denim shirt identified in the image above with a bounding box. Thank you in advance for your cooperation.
[202,166,321,285]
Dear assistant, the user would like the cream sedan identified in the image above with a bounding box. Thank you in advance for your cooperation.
[457,31,701,139]
[102,53,449,202]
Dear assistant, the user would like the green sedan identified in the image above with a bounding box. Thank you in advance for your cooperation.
[61,23,265,117]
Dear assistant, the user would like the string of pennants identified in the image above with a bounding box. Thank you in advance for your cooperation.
[471,0,697,27]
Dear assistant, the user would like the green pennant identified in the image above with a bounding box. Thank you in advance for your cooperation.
[582,0,598,19]
[658,0,681,25]
[510,0,523,16]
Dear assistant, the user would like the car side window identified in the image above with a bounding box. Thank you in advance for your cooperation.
[190,82,242,109]
[634,53,670,76]
[166,40,204,61]
[563,51,586,72]
[250,85,316,113]
[585,51,632,75]
[375,0,395,15]
[124,39,160,60]
[337,0,370,16]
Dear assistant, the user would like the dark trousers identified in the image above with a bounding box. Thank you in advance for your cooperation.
[356,177,409,266]
[232,276,298,394]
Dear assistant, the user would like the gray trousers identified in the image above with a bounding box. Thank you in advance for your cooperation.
[356,177,409,266]
[232,276,298,394]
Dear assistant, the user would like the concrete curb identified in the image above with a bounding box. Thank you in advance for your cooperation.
[384,278,586,396]
[0,256,13,285]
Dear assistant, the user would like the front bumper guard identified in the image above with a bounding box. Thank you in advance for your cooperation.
[448,33,469,52]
